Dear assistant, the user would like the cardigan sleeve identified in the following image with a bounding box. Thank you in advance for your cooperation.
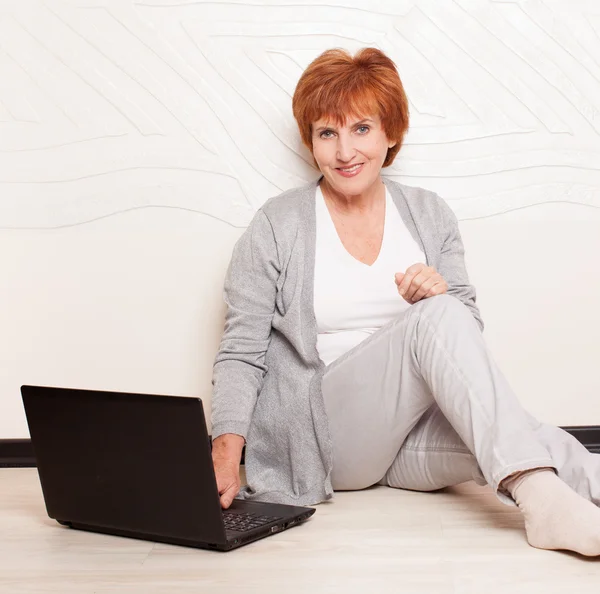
[434,195,485,332]
[211,209,280,441]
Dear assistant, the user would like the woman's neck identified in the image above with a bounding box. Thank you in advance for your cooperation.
[319,176,385,216]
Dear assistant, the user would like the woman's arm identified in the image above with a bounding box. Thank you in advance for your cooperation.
[212,433,246,508]
[211,208,280,442]
[435,196,485,332]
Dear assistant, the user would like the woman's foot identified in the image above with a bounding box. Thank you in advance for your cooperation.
[502,468,600,556]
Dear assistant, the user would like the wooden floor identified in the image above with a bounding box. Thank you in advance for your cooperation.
[2,468,600,593]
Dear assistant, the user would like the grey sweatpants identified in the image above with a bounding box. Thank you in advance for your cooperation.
[321,294,600,507]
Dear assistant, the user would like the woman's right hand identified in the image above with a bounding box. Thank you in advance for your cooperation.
[211,434,244,509]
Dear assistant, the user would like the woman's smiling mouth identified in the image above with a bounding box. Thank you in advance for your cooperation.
[336,163,364,177]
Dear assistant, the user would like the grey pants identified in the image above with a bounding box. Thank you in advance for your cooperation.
[321,294,600,507]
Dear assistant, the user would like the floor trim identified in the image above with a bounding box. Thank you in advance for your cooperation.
[1,427,598,468]
[0,439,36,468]
[561,426,600,454]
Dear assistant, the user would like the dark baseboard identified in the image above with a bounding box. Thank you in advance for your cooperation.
[0,436,243,468]
[0,439,36,468]
[561,426,600,454]
[1,426,599,468]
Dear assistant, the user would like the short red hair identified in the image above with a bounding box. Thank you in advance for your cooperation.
[292,47,409,168]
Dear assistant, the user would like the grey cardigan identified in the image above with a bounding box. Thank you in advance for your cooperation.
[211,177,484,506]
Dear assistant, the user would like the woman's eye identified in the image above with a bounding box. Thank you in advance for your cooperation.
[320,130,334,139]
[357,126,370,134]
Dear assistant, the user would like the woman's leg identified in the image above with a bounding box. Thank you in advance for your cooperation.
[382,404,600,556]
[322,294,600,555]
[520,411,600,506]
[322,293,554,499]
[378,403,488,492]
[382,403,600,508]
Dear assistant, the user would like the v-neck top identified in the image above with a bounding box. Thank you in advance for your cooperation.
[314,183,427,366]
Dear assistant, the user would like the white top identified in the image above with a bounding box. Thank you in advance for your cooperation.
[314,184,427,366]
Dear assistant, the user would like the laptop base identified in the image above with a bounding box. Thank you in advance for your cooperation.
[58,510,314,551]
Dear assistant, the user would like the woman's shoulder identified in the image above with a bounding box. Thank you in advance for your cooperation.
[384,178,441,203]
[258,179,319,225]
[384,178,456,222]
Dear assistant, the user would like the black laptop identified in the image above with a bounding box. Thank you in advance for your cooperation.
[20,385,315,551]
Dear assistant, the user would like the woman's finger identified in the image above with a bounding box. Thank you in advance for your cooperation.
[418,280,448,302]
[404,269,431,302]
[397,263,426,296]
[426,279,448,298]
[397,272,416,297]
[220,480,240,509]
[411,275,440,302]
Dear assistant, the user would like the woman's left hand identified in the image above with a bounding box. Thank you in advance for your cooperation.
[394,263,448,304]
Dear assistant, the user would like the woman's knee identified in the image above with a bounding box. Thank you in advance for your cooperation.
[410,294,470,326]
[414,293,462,312]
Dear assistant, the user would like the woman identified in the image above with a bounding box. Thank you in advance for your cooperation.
[210,48,600,556]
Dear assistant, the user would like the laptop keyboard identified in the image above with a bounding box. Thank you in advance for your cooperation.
[222,511,283,532]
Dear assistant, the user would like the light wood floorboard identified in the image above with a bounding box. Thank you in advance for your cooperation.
[1,468,599,593]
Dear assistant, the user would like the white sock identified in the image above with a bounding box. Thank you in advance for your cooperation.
[502,468,600,556]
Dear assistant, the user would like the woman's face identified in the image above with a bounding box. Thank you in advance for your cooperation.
[311,114,396,196]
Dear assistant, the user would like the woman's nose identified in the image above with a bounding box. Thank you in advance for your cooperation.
[336,135,355,162]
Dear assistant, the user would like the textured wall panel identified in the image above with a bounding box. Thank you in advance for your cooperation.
[2,1,600,437]
[1,0,599,228]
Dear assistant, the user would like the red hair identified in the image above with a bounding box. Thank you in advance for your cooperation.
[292,47,409,168]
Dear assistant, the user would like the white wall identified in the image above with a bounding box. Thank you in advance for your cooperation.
[2,0,600,438]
